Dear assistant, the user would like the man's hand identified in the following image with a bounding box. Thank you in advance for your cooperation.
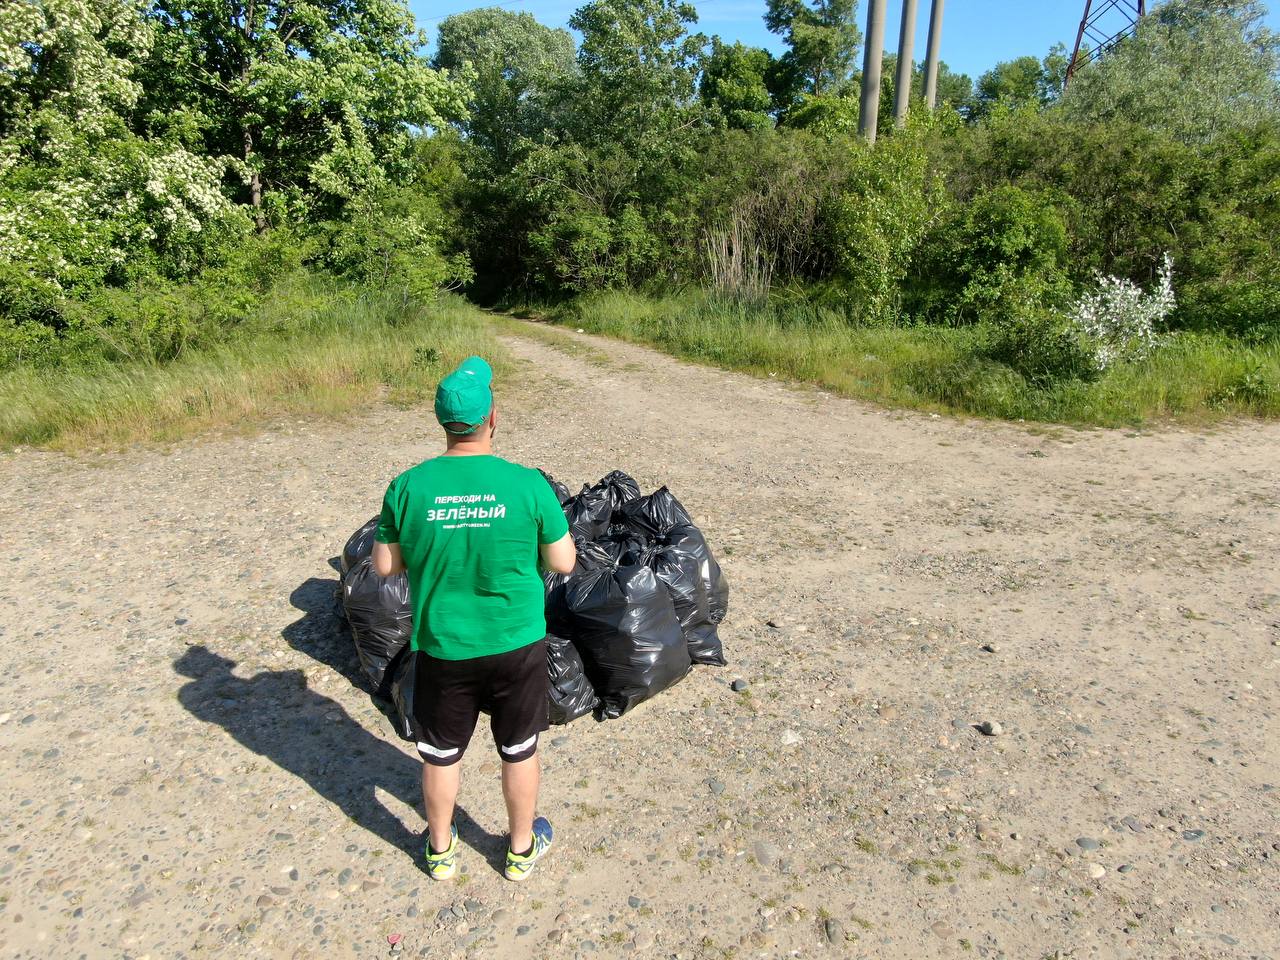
[372,541,406,576]
[539,532,576,575]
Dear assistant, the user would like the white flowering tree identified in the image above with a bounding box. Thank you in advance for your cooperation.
[140,0,470,227]
[0,0,471,356]
[0,0,246,346]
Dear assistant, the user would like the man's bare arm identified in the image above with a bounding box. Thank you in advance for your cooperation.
[372,541,406,576]
[539,532,576,575]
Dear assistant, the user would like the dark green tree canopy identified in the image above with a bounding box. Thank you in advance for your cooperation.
[431,8,575,165]
[764,0,862,103]
[700,39,776,130]
[566,0,706,151]
[969,52,1062,121]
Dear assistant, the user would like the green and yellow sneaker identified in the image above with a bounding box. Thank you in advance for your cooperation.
[424,823,459,881]
[504,816,553,882]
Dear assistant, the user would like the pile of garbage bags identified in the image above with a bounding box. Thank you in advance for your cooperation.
[337,469,729,737]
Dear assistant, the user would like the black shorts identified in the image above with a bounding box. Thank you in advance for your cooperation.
[413,638,548,766]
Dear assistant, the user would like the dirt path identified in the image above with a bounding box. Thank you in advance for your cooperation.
[2,321,1278,960]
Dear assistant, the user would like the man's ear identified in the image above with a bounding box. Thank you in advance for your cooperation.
[489,406,498,436]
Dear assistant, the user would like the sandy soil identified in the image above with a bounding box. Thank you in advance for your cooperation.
[2,321,1278,960]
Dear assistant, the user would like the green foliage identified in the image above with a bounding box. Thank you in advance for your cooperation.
[689,128,844,289]
[950,105,1280,340]
[968,47,1068,121]
[764,0,862,103]
[139,0,469,218]
[980,302,1096,385]
[324,186,473,304]
[909,183,1073,326]
[826,118,948,321]
[875,54,973,129]
[1060,0,1280,142]
[0,284,501,448]
[553,289,1280,424]
[528,202,659,292]
[567,0,705,154]
[432,8,575,168]
[701,39,775,130]
[2,227,305,367]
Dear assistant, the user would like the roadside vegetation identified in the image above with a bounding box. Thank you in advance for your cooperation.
[549,291,1280,426]
[2,0,1276,445]
[0,282,497,449]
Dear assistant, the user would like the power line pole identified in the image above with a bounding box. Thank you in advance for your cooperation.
[893,0,919,125]
[922,0,945,110]
[858,0,888,142]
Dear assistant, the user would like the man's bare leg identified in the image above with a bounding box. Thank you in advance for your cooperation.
[502,752,539,854]
[423,762,461,852]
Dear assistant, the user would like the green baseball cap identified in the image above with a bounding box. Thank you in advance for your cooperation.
[434,356,494,434]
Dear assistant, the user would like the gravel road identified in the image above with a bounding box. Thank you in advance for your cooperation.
[2,321,1278,960]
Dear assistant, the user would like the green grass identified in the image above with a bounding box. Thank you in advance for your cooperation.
[0,282,501,449]
[542,289,1280,427]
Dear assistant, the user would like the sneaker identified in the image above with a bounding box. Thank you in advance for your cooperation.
[424,823,459,881]
[504,816,553,882]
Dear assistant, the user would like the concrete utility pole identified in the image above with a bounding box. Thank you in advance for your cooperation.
[893,0,920,125]
[858,0,888,142]
[923,0,945,109]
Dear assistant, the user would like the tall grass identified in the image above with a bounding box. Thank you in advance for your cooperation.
[548,290,1280,426]
[0,280,501,449]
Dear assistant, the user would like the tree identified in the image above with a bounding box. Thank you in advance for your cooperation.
[764,0,861,104]
[432,8,574,168]
[1059,0,1280,142]
[700,39,775,130]
[567,0,706,151]
[969,56,1047,120]
[139,0,469,227]
[0,0,245,335]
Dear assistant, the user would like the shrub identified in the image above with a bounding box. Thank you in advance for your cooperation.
[1068,255,1175,371]
[827,119,948,322]
[979,292,1095,385]
[908,183,1073,326]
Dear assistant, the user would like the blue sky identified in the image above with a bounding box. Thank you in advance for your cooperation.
[408,0,1280,81]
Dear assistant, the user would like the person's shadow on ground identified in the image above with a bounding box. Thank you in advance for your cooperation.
[172,576,508,872]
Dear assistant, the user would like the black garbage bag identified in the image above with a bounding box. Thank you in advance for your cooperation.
[547,633,599,725]
[563,485,612,542]
[618,487,730,665]
[586,470,642,514]
[388,649,423,742]
[341,556,413,694]
[617,486,693,538]
[564,560,691,719]
[544,540,612,636]
[649,524,729,665]
[537,469,572,506]
[341,516,380,577]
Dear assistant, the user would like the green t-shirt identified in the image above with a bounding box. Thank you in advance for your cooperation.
[375,454,569,661]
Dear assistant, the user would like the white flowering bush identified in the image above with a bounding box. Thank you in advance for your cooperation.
[1068,255,1176,371]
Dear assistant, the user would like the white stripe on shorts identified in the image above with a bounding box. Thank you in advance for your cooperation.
[417,741,460,760]
[500,733,538,756]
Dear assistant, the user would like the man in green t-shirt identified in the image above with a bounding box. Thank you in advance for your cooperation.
[372,356,576,882]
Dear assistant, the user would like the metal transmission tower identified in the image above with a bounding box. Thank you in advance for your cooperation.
[1067,0,1146,83]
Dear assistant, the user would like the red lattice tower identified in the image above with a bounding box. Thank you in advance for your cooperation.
[1067,0,1146,83]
